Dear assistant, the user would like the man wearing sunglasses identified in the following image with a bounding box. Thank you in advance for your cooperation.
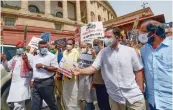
[72,27,146,110]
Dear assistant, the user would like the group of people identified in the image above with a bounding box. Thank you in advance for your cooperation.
[1,19,172,110]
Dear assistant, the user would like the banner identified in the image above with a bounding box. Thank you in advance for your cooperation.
[54,38,66,47]
[28,37,42,49]
[78,53,94,68]
[59,59,77,78]
[40,32,51,42]
[80,22,104,44]
[127,30,139,41]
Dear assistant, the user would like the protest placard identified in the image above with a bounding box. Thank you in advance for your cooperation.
[78,53,94,68]
[28,37,42,49]
[54,38,66,48]
[59,59,77,78]
[80,22,104,44]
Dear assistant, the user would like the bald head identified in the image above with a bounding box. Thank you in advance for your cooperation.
[80,42,87,48]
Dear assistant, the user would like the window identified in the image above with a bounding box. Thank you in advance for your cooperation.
[58,1,62,8]
[90,11,95,22]
[56,11,63,18]
[98,15,101,21]
[4,17,16,26]
[1,1,3,7]
[55,24,62,30]
[28,5,39,13]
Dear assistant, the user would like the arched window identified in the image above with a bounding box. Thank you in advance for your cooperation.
[56,11,63,18]
[1,1,3,7]
[58,1,62,8]
[29,5,39,13]
[90,11,95,22]
[98,15,101,21]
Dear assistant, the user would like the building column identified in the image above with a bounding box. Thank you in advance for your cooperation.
[63,0,68,19]
[45,0,51,15]
[109,13,112,20]
[107,10,109,20]
[21,0,28,11]
[76,0,81,23]
[95,2,98,21]
[86,0,91,23]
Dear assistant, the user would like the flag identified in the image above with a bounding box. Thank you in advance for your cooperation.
[40,32,51,42]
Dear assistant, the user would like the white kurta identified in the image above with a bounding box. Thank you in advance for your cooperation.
[6,55,32,103]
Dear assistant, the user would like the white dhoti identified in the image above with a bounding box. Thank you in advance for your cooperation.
[13,101,25,110]
[78,75,96,103]
[63,79,80,110]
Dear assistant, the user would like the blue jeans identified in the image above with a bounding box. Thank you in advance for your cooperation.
[85,102,95,110]
[95,84,111,110]
[149,104,158,110]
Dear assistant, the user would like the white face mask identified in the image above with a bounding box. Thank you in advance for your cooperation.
[67,45,73,50]
[104,37,114,47]
[138,33,149,44]
[138,33,154,44]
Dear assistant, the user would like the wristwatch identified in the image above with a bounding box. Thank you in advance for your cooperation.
[42,65,45,69]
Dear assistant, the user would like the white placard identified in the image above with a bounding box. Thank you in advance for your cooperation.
[28,37,42,49]
[78,53,94,68]
[80,22,104,44]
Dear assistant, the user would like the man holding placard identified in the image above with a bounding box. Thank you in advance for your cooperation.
[59,38,80,110]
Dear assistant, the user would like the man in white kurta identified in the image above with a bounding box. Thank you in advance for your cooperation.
[2,42,32,110]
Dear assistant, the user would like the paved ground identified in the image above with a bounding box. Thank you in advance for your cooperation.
[42,101,99,110]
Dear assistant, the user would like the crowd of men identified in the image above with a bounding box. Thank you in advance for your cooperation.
[1,20,172,110]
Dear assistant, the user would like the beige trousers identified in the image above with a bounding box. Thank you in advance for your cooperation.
[109,97,146,110]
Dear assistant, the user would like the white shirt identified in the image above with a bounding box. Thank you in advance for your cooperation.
[92,44,144,104]
[31,52,58,80]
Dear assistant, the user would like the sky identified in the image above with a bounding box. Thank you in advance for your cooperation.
[109,0,172,22]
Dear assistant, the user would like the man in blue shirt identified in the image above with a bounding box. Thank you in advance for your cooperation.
[140,20,172,110]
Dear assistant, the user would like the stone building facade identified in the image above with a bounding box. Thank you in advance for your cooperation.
[1,0,116,45]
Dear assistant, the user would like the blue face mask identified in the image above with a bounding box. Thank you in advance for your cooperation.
[94,46,99,52]
[16,48,24,55]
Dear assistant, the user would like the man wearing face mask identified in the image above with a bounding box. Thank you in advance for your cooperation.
[59,38,80,110]
[1,41,32,110]
[78,42,96,110]
[72,27,146,110]
[140,20,172,110]
[30,40,59,110]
